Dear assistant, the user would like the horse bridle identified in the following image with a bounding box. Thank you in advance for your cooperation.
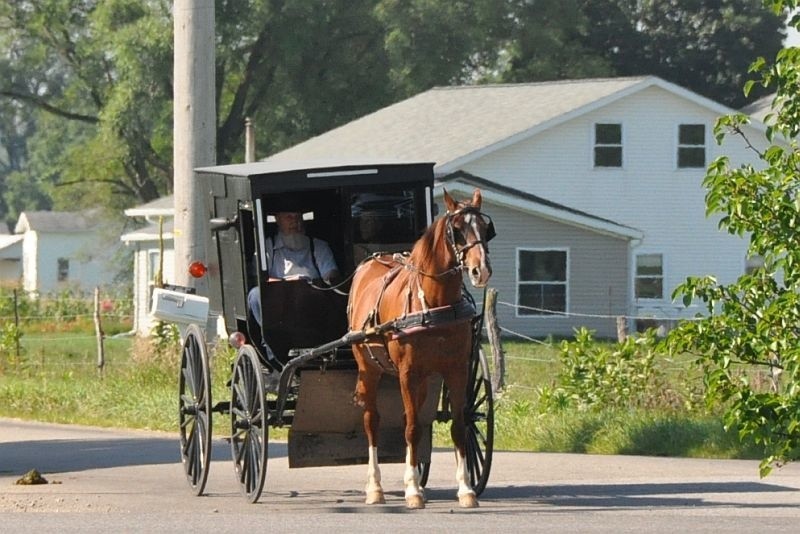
[445,206,495,269]
[390,205,495,279]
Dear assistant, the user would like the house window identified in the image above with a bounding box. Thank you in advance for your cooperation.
[678,124,706,168]
[635,254,663,299]
[518,249,567,315]
[57,258,69,282]
[594,123,622,167]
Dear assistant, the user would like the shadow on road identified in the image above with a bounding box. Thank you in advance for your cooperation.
[0,437,289,477]
[458,481,800,510]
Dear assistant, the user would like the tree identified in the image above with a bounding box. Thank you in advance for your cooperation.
[497,0,615,82]
[0,0,508,222]
[0,0,173,217]
[498,0,785,108]
[0,99,40,230]
[215,0,509,162]
[665,0,800,476]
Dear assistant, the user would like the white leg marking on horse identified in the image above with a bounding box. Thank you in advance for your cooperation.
[365,446,385,504]
[403,446,425,509]
[455,451,478,508]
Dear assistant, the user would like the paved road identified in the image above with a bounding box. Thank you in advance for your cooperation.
[1,417,799,532]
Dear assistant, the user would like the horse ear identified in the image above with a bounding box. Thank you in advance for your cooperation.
[443,188,458,213]
[471,188,482,209]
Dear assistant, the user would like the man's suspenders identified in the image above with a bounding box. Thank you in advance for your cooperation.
[267,235,323,280]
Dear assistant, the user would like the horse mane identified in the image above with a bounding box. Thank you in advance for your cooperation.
[408,212,453,272]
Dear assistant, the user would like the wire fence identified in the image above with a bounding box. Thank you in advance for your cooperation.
[0,287,137,371]
[478,291,703,378]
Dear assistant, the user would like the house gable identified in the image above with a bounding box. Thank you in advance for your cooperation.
[8,210,119,294]
[265,76,765,176]
[460,84,761,327]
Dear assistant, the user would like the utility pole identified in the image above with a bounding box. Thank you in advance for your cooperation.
[173,0,216,294]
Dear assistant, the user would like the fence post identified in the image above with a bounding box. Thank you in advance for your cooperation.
[484,288,505,394]
[94,287,105,373]
[13,288,20,364]
[616,315,627,343]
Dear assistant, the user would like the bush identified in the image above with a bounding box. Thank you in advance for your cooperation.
[538,328,667,412]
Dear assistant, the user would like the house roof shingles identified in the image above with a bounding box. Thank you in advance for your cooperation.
[14,210,101,234]
[265,76,708,172]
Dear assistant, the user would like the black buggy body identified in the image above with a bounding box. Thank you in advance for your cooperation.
[199,160,435,364]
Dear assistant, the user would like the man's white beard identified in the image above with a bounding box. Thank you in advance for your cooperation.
[281,232,309,250]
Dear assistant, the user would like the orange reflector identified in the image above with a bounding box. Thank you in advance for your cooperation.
[188,261,207,278]
[228,331,246,349]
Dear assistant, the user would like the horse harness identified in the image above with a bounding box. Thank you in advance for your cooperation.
[356,263,477,373]
[353,207,493,373]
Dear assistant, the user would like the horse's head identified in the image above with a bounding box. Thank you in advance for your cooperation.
[443,188,494,288]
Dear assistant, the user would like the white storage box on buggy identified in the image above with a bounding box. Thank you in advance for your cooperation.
[150,287,209,325]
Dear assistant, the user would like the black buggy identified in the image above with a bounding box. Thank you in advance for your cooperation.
[151,160,494,503]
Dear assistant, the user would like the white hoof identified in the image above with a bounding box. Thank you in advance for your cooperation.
[365,490,385,505]
[406,494,425,509]
[458,492,479,508]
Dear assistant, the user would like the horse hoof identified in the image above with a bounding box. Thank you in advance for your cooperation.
[458,493,479,508]
[365,491,385,505]
[406,494,425,509]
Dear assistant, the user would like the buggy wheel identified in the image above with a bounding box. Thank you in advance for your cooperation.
[230,344,268,503]
[465,347,494,496]
[178,323,212,496]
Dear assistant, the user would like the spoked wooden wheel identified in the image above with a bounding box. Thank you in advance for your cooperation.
[230,344,268,503]
[465,347,494,495]
[178,323,212,496]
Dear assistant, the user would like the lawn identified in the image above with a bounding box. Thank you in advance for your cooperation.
[0,331,762,460]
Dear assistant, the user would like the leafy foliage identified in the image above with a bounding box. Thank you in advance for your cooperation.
[665,0,800,477]
[0,285,133,334]
[538,328,674,412]
[0,322,24,372]
[575,0,785,108]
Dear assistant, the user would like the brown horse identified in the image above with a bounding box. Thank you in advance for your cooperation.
[347,188,493,509]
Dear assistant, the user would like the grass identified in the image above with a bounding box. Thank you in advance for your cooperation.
[0,332,762,461]
[475,339,761,459]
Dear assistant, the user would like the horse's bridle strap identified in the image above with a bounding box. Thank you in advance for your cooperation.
[446,207,491,267]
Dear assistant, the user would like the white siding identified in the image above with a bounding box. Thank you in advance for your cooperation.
[465,85,759,322]
[0,259,21,282]
[23,231,118,295]
[21,232,38,292]
[477,201,630,339]
[132,244,175,334]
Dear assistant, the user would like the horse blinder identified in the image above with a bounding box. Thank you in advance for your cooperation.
[447,208,495,266]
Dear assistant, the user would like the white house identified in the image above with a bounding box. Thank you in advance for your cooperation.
[125,76,770,339]
[0,210,120,294]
